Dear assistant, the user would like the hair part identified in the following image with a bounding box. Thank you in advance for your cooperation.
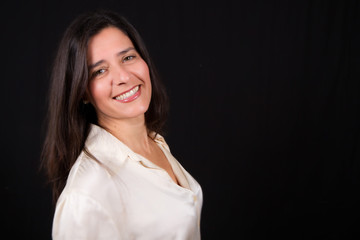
[42,9,168,203]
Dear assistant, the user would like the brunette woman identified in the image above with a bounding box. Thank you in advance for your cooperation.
[42,9,202,239]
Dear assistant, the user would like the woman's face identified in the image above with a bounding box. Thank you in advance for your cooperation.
[86,27,152,126]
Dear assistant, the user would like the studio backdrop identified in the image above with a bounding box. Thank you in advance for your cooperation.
[2,0,359,239]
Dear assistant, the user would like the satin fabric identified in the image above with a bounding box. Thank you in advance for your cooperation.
[52,124,202,239]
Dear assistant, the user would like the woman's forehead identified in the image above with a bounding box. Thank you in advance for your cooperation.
[87,27,134,63]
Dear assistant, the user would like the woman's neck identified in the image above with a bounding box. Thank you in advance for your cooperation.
[98,115,152,154]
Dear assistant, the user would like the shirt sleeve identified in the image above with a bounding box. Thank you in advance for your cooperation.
[52,192,121,240]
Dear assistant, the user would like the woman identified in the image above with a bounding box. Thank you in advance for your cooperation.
[42,9,202,239]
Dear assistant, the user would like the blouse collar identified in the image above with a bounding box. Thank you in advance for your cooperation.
[84,124,168,174]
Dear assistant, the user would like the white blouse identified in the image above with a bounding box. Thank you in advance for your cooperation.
[52,124,202,239]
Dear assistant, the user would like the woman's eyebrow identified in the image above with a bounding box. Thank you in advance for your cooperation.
[88,60,105,70]
[88,47,136,70]
[116,47,135,57]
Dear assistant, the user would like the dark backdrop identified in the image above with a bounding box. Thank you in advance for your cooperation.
[2,0,359,239]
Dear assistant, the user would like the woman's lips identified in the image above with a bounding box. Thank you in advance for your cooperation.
[113,85,141,103]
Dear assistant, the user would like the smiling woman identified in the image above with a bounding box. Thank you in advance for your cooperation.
[86,27,152,125]
[41,9,202,239]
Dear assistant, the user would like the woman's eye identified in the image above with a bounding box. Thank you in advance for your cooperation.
[123,55,136,62]
[92,69,106,77]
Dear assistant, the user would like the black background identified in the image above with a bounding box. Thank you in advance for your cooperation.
[2,0,359,239]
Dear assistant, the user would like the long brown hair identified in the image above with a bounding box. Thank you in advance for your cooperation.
[42,9,168,202]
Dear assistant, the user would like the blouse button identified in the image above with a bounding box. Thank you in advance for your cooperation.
[193,195,197,202]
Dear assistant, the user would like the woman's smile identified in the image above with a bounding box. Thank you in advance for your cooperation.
[114,85,141,102]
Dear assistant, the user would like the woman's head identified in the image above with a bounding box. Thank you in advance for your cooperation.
[43,9,168,201]
[86,26,152,127]
[52,9,168,132]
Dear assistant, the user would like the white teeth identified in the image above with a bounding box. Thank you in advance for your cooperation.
[115,86,139,100]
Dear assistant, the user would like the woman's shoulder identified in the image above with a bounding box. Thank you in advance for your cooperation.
[59,151,118,202]
[53,153,125,239]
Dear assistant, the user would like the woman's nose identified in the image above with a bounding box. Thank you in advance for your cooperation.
[113,65,130,85]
